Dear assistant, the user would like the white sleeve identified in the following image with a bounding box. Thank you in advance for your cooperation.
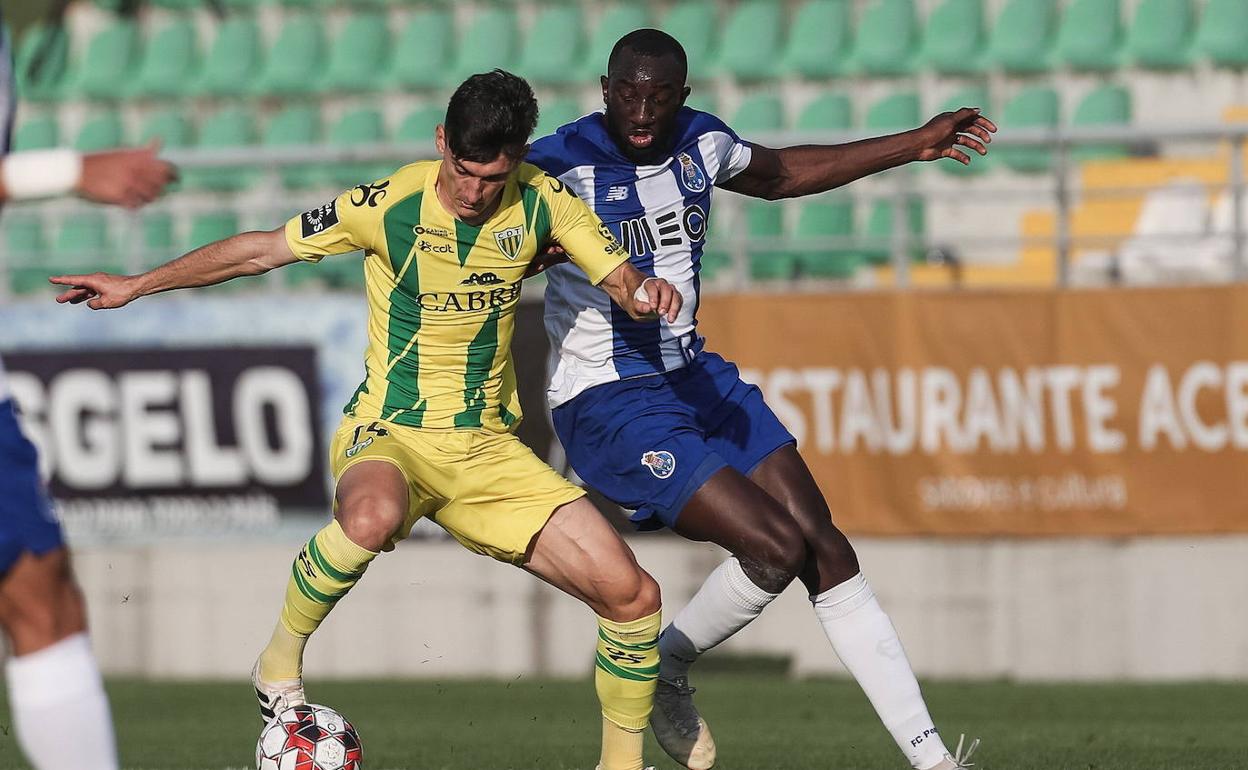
[698,130,753,185]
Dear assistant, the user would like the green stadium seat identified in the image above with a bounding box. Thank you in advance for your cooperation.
[1056,0,1124,72]
[780,0,852,78]
[866,92,920,131]
[535,98,583,140]
[196,17,263,97]
[131,19,199,99]
[795,93,852,132]
[850,0,919,76]
[264,105,323,189]
[935,86,991,176]
[745,201,793,281]
[5,214,50,295]
[794,199,861,278]
[318,256,366,291]
[715,0,783,80]
[730,94,784,133]
[149,0,203,9]
[74,112,125,152]
[138,111,193,148]
[858,199,925,265]
[75,20,139,100]
[184,107,257,191]
[325,108,390,188]
[218,0,268,8]
[396,104,443,145]
[985,0,1057,74]
[696,248,732,282]
[919,0,986,75]
[998,86,1059,173]
[452,7,517,83]
[15,23,71,103]
[12,115,59,151]
[254,16,326,96]
[390,10,454,90]
[1126,0,1195,70]
[51,212,114,270]
[659,2,717,77]
[577,4,649,79]
[140,213,178,263]
[518,4,585,85]
[324,13,391,93]
[1072,84,1132,162]
[1194,0,1248,69]
[684,91,719,115]
[188,211,238,251]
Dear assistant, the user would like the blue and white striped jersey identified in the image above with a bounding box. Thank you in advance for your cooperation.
[528,107,752,407]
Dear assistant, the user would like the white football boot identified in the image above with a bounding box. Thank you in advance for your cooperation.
[923,735,981,770]
[649,676,716,769]
[251,659,306,723]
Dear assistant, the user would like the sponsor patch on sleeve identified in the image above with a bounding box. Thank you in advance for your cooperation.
[300,200,340,238]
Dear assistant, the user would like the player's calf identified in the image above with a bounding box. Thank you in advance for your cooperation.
[0,548,87,656]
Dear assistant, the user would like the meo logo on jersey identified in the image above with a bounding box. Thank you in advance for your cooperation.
[641,450,676,479]
[494,225,525,260]
[676,153,706,193]
[300,201,339,237]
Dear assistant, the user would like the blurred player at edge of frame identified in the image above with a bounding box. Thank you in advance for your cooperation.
[0,7,176,770]
[52,70,682,770]
[524,29,997,770]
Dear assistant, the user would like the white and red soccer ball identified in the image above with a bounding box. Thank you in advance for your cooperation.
[256,703,363,770]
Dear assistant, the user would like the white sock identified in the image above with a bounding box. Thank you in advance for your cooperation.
[812,574,949,770]
[6,633,118,770]
[658,556,779,681]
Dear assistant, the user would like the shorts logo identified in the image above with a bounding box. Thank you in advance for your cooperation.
[641,450,676,479]
[493,225,525,261]
[300,201,339,238]
[676,153,706,193]
[345,437,374,458]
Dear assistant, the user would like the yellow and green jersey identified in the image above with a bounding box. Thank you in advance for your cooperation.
[285,160,627,433]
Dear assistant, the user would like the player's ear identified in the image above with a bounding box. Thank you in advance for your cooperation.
[600,75,609,104]
[434,125,447,156]
[520,143,531,160]
[681,85,692,105]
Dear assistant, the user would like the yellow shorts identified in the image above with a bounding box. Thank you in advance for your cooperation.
[328,416,585,564]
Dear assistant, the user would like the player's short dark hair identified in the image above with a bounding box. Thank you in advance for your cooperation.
[608,29,688,82]
[444,70,539,163]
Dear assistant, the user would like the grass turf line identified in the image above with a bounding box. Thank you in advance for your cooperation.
[0,676,1243,769]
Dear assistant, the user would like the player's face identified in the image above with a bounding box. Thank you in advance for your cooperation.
[602,54,690,163]
[435,125,523,224]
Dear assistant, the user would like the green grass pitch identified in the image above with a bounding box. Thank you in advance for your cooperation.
[0,675,1244,769]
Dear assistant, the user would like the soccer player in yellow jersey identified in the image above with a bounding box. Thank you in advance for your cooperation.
[51,70,682,770]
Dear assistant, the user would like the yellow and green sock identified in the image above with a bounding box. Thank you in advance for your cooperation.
[595,610,661,770]
[257,519,378,682]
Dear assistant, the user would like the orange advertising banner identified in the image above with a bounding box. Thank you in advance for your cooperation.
[697,284,1248,536]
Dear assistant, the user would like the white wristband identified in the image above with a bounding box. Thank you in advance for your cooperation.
[2,148,83,200]
[633,276,661,303]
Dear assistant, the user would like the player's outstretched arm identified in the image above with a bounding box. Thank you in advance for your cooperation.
[721,107,998,201]
[0,141,176,207]
[50,227,298,310]
[598,261,682,323]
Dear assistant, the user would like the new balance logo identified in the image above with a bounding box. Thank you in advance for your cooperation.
[461,272,506,286]
[605,185,629,202]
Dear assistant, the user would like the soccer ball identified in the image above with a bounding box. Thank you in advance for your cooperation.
[255,703,363,770]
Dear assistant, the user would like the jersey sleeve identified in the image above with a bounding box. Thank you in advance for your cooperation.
[689,110,753,185]
[284,188,379,263]
[543,177,629,286]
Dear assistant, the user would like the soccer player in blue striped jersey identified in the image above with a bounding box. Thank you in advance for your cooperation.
[526,29,996,770]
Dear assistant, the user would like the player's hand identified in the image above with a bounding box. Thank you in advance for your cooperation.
[524,244,570,279]
[913,107,998,166]
[49,272,140,309]
[633,276,682,323]
[77,140,178,209]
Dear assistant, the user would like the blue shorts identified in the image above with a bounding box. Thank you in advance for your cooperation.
[0,400,63,575]
[552,352,796,530]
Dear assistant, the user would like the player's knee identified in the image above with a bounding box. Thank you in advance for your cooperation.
[601,568,661,621]
[0,573,86,652]
[739,518,806,593]
[337,495,405,552]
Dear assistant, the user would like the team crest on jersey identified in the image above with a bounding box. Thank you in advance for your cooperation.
[493,225,525,261]
[676,153,706,193]
[641,450,677,479]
